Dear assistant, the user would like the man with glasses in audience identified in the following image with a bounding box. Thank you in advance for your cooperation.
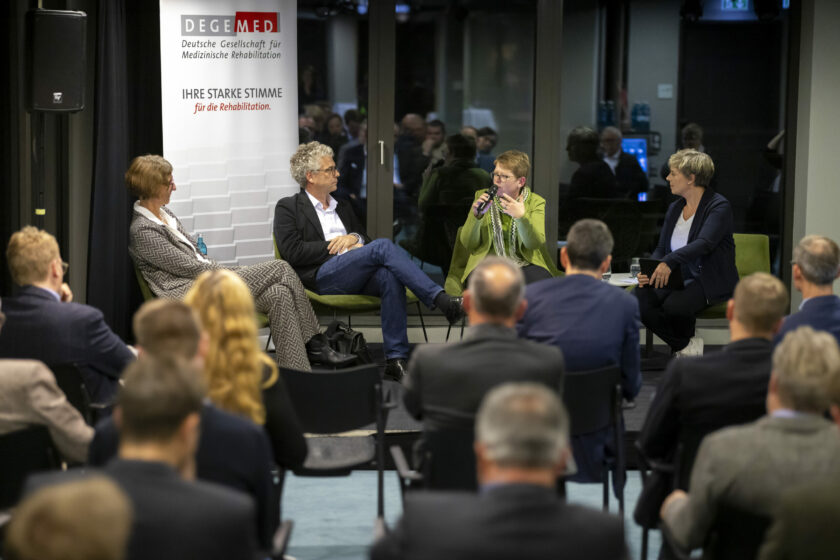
[775,235,840,346]
[275,141,465,382]
[660,326,840,553]
[372,382,628,560]
[0,226,134,404]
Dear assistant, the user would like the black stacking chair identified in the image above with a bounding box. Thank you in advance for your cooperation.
[0,425,61,509]
[280,364,393,522]
[561,365,625,513]
[270,520,294,560]
[48,363,111,425]
[391,426,477,500]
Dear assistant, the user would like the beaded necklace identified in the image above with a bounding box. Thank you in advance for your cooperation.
[489,187,530,266]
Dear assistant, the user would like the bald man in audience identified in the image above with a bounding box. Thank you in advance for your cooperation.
[0,227,134,403]
[600,126,648,198]
[403,257,564,467]
[372,383,628,560]
[0,297,93,464]
[660,326,840,552]
[775,235,840,346]
[639,273,789,495]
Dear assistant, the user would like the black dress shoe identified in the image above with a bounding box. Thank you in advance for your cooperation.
[383,358,407,383]
[306,333,357,367]
[443,295,465,325]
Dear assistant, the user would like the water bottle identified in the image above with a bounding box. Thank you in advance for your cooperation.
[196,233,208,256]
[630,258,641,279]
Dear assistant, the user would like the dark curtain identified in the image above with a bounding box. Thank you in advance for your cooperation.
[87,0,161,341]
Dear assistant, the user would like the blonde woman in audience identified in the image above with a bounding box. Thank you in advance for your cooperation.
[185,270,307,470]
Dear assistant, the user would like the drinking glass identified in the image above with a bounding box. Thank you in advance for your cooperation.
[630,258,641,279]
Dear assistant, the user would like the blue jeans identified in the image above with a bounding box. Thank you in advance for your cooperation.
[315,239,444,359]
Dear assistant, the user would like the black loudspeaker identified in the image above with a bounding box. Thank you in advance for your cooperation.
[25,9,87,113]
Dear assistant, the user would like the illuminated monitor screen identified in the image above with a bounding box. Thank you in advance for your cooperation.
[622,138,648,173]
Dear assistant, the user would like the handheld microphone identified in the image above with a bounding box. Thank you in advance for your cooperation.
[475,183,498,215]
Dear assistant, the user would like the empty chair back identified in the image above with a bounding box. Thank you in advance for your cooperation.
[423,428,477,491]
[48,363,93,425]
[563,365,621,435]
[0,425,60,508]
[280,364,380,434]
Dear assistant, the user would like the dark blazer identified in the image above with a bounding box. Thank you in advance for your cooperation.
[637,337,772,488]
[89,403,277,550]
[370,483,629,560]
[337,142,365,200]
[568,159,619,200]
[403,323,565,432]
[774,295,840,347]
[613,151,649,198]
[652,189,738,303]
[0,285,134,404]
[273,190,371,291]
[518,274,642,484]
[106,459,258,560]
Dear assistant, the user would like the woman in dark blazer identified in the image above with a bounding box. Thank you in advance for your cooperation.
[636,149,738,354]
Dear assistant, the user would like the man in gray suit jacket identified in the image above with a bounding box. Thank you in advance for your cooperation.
[660,325,840,552]
[403,257,565,434]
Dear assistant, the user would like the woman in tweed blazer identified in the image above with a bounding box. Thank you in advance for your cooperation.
[126,154,352,371]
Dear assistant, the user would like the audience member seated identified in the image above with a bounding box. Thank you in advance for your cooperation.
[4,476,132,560]
[0,227,134,403]
[317,112,350,155]
[336,119,368,221]
[565,126,619,200]
[475,126,498,174]
[775,234,840,346]
[394,113,430,200]
[660,326,840,553]
[0,298,93,463]
[422,119,446,173]
[89,299,278,551]
[518,219,641,488]
[125,154,352,371]
[403,257,565,461]
[98,357,258,560]
[637,273,788,533]
[372,383,629,560]
[459,150,554,285]
[636,149,738,356]
[274,141,464,382]
[185,270,308,470]
[600,126,648,199]
[409,133,490,271]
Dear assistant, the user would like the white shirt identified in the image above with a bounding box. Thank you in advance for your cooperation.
[134,202,211,264]
[603,152,620,174]
[670,211,695,252]
[304,191,363,254]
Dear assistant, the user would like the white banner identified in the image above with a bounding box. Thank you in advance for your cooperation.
[159,0,298,265]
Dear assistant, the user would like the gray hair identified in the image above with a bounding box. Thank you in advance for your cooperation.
[600,126,622,140]
[772,326,840,413]
[467,257,525,320]
[289,141,334,188]
[793,235,840,286]
[566,219,614,271]
[476,383,568,469]
[668,149,715,187]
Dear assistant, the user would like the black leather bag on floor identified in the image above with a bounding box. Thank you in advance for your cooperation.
[324,320,374,366]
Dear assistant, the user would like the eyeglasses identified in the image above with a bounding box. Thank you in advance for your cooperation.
[61,261,69,276]
[491,172,516,182]
[315,166,338,175]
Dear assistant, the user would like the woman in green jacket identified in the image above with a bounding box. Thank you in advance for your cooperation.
[459,150,555,285]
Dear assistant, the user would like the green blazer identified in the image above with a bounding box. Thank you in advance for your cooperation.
[457,187,557,284]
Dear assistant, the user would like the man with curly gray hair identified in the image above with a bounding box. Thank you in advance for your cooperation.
[275,141,464,382]
[775,235,840,346]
